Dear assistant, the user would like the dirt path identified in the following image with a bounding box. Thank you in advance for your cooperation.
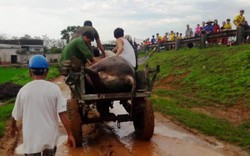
[12,76,249,156]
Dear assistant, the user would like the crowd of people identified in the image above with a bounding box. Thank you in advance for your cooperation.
[141,9,250,51]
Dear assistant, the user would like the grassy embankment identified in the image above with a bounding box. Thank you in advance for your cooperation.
[140,44,250,151]
[0,66,60,137]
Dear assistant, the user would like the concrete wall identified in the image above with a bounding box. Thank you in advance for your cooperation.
[18,54,32,64]
[17,53,61,64]
[0,48,18,64]
[0,53,61,64]
[0,43,59,65]
[24,45,44,53]
[0,43,61,64]
[45,54,61,63]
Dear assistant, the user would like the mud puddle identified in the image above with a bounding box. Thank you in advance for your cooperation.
[13,76,249,156]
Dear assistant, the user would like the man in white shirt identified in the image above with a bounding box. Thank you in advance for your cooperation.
[185,24,194,48]
[113,27,136,68]
[11,55,76,155]
[185,24,193,38]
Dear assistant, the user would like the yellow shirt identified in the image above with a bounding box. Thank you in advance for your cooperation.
[224,23,232,30]
[169,34,175,41]
[234,14,245,26]
[177,36,182,40]
[157,35,163,42]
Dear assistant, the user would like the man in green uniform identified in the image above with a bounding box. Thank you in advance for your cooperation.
[60,31,97,75]
[61,31,94,64]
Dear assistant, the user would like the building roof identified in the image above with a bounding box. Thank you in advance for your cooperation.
[0,39,43,45]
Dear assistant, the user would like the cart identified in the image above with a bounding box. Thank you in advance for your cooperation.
[65,64,160,146]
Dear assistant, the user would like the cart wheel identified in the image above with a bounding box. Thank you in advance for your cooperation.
[132,97,154,139]
[67,96,83,146]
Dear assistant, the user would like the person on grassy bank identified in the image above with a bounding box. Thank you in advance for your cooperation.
[233,9,250,43]
[11,55,76,155]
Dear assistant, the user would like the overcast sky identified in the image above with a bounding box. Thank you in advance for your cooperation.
[0,0,250,43]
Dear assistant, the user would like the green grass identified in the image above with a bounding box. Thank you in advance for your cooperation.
[0,67,27,84]
[139,44,250,152]
[0,66,60,85]
[143,44,250,106]
[137,51,148,58]
[0,103,14,137]
[0,66,60,138]
[151,95,250,151]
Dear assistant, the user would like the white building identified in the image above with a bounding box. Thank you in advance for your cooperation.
[0,40,61,64]
[0,43,20,64]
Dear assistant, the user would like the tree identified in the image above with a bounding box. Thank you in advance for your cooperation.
[61,29,70,43]
[11,36,19,40]
[60,26,80,43]
[49,45,62,54]
[19,34,32,40]
[0,34,7,40]
[48,39,65,54]
[34,36,42,40]
[41,35,65,54]
[42,35,51,49]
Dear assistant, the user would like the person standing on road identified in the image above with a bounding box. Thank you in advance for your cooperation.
[11,55,76,155]
[71,20,106,57]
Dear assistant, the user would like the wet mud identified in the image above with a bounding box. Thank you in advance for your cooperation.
[0,82,22,101]
[13,76,249,156]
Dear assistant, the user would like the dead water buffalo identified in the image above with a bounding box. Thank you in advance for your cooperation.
[84,56,136,94]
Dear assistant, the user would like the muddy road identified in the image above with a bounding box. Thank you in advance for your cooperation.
[13,76,249,156]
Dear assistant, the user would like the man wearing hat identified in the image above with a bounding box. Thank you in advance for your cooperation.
[11,55,76,155]
[204,20,214,33]
[204,20,214,46]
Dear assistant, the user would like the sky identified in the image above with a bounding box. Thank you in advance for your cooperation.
[0,0,250,43]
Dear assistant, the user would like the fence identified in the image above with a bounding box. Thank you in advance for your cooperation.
[147,27,250,51]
